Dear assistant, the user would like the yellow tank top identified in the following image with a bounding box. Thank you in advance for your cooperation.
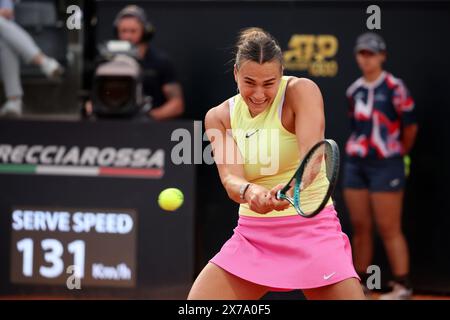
[229,76,332,217]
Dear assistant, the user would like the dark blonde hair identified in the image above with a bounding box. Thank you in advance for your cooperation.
[235,27,283,69]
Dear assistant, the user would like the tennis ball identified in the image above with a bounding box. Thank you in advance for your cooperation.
[158,188,184,211]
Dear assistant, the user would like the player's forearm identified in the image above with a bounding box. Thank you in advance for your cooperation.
[149,97,184,120]
[402,124,418,154]
[222,174,251,204]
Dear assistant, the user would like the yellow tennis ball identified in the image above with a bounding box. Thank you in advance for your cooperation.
[158,188,184,211]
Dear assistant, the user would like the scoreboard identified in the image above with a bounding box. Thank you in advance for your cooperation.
[0,119,195,298]
[10,207,137,287]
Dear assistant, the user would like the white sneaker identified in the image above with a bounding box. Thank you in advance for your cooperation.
[0,99,23,117]
[40,56,64,79]
[379,282,413,300]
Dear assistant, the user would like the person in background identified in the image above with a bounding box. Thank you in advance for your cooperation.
[0,0,63,117]
[85,5,184,120]
[343,32,418,300]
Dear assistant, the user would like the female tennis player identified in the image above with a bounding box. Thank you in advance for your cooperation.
[343,32,418,299]
[188,28,364,300]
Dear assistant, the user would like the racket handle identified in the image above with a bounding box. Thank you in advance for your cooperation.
[276,190,281,200]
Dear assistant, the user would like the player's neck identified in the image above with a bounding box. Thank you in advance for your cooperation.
[363,69,384,83]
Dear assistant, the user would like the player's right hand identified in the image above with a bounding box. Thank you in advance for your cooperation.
[244,184,274,214]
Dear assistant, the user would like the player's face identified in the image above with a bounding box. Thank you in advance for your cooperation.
[234,60,282,116]
[117,17,144,45]
[356,50,385,74]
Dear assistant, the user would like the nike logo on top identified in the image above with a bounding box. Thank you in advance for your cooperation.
[245,129,259,138]
[323,272,336,280]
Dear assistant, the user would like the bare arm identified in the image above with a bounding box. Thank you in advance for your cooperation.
[149,83,184,120]
[205,105,248,204]
[205,103,275,213]
[287,78,325,158]
[402,124,418,154]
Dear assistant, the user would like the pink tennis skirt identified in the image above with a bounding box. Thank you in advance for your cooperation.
[210,205,359,291]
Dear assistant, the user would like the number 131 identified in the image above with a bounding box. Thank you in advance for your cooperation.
[17,238,85,279]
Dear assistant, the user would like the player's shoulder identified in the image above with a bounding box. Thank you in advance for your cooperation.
[285,77,321,103]
[287,76,320,92]
[285,77,322,103]
[205,99,230,121]
[205,99,231,130]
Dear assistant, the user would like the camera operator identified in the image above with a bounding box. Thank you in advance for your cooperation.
[85,5,184,120]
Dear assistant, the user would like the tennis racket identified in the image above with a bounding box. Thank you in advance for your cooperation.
[276,139,340,218]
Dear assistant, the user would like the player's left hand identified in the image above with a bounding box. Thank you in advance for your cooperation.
[268,184,291,211]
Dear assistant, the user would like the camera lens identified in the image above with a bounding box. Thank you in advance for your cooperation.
[96,76,133,112]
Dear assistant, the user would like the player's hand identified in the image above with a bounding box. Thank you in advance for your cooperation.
[244,184,273,214]
[268,184,290,211]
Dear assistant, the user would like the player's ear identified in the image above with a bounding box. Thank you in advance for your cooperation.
[233,64,238,83]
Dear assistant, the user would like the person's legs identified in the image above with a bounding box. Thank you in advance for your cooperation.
[371,191,412,300]
[343,189,373,279]
[342,159,374,285]
[303,278,365,300]
[188,262,269,300]
[366,157,411,299]
[0,39,23,98]
[371,191,408,277]
[0,16,40,63]
[0,39,23,116]
[0,16,63,77]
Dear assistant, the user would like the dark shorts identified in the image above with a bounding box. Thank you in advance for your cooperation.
[342,157,405,192]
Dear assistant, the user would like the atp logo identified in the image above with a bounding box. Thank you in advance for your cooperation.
[283,34,338,77]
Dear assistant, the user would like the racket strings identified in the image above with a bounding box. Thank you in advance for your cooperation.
[301,146,326,189]
[278,140,339,218]
[298,144,333,215]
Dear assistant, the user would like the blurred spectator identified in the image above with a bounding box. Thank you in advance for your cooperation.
[0,0,63,117]
[84,5,184,120]
[342,32,418,300]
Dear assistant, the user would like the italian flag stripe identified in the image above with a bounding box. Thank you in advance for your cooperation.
[0,164,163,178]
[0,164,36,174]
[99,167,164,178]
